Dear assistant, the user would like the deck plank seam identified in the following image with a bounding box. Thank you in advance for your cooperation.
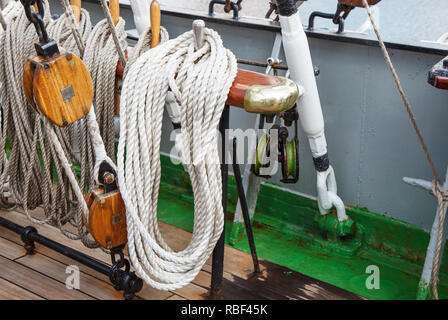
[0,274,47,300]
[10,258,100,300]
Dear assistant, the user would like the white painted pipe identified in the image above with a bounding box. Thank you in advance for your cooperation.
[279,11,327,157]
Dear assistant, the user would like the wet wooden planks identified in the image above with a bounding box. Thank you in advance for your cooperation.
[0,209,364,300]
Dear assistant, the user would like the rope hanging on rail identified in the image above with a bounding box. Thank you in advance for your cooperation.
[361,0,447,299]
[83,15,126,161]
[0,0,103,248]
[118,27,237,290]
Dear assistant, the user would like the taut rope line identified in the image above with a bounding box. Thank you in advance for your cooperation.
[118,27,237,290]
[362,0,447,299]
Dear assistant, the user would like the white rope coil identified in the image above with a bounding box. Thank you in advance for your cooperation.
[47,7,91,56]
[125,25,169,74]
[0,2,98,248]
[84,17,127,160]
[118,28,237,290]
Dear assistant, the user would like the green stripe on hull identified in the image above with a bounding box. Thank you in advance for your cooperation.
[159,155,448,299]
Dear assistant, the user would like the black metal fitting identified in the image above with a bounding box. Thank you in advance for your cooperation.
[276,0,297,17]
[35,40,60,59]
[21,0,60,57]
[209,0,240,20]
[0,216,144,299]
[21,226,37,254]
[308,4,354,34]
[277,0,297,16]
[282,105,299,127]
[109,258,143,299]
[98,161,118,193]
[265,114,275,124]
[313,153,330,172]
[428,56,448,88]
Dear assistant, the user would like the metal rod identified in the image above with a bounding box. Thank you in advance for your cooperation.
[0,216,110,273]
[209,105,230,300]
[0,215,143,299]
[237,58,288,71]
[231,137,260,274]
[192,19,205,50]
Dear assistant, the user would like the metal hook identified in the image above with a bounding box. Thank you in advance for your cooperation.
[192,19,205,51]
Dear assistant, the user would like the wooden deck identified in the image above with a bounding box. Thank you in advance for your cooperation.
[0,209,363,300]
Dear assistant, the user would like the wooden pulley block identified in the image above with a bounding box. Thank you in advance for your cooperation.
[84,188,127,250]
[23,49,93,126]
[226,69,299,114]
[337,0,381,7]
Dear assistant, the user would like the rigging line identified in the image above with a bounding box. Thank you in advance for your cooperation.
[98,0,126,68]
[59,0,85,57]
[361,0,447,300]
[361,0,440,184]
[0,8,6,30]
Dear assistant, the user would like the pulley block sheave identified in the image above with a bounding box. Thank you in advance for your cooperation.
[252,106,300,183]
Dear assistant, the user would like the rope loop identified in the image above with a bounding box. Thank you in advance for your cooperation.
[118,27,237,290]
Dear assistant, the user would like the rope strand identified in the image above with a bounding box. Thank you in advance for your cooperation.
[362,0,447,299]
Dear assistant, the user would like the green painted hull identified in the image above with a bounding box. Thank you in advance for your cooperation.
[157,155,448,300]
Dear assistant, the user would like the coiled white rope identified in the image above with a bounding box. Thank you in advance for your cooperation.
[118,28,237,290]
[125,25,169,74]
[84,17,127,160]
[47,6,91,57]
[0,1,103,248]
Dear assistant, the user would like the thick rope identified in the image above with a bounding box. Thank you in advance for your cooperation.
[84,17,127,160]
[98,0,126,68]
[0,2,99,247]
[56,0,87,56]
[124,25,169,75]
[47,4,91,57]
[362,0,447,299]
[431,181,448,299]
[118,28,237,290]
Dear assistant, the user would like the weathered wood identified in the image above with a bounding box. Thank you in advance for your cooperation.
[0,278,43,300]
[16,253,125,300]
[173,282,208,300]
[24,51,93,126]
[0,255,93,300]
[150,0,161,48]
[0,209,364,300]
[86,190,127,249]
[0,236,26,260]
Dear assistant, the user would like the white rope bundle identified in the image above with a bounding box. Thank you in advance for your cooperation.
[125,25,169,74]
[118,28,237,290]
[84,17,127,160]
[0,2,100,248]
[47,7,91,56]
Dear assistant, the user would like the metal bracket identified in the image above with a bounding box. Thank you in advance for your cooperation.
[308,4,355,34]
[209,0,241,20]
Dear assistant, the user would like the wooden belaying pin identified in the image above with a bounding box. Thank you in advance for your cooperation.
[109,0,120,26]
[150,0,161,48]
[71,0,81,23]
